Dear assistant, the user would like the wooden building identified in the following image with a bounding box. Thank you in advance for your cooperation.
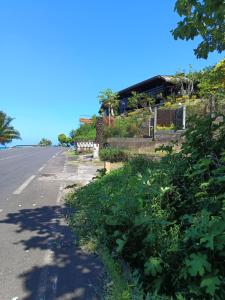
[118,75,178,114]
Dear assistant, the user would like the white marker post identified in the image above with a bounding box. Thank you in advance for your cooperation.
[93,143,99,159]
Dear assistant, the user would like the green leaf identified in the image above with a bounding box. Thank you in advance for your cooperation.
[200,275,221,296]
[144,257,162,277]
[200,219,225,250]
[185,253,211,277]
[176,293,185,300]
[116,237,126,253]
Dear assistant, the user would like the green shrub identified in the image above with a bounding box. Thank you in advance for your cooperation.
[99,147,128,162]
[103,112,149,139]
[69,114,225,299]
[71,123,96,142]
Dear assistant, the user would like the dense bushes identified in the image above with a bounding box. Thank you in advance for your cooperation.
[71,123,96,142]
[103,110,149,139]
[69,115,225,299]
[99,147,128,162]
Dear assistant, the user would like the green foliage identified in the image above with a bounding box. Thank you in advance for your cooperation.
[58,133,71,146]
[99,147,128,162]
[69,114,225,299]
[100,247,133,300]
[39,138,52,146]
[200,275,222,296]
[144,257,163,277]
[128,91,154,110]
[0,111,21,145]
[103,110,150,139]
[70,123,96,142]
[172,0,225,58]
[170,59,225,117]
[184,253,211,277]
[197,59,225,113]
[156,124,175,131]
[98,88,119,117]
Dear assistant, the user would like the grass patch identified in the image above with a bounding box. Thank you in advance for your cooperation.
[64,149,78,159]
[100,247,132,300]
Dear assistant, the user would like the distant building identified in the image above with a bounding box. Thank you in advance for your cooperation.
[79,118,93,125]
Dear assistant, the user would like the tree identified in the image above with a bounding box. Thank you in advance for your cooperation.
[172,67,199,98]
[98,89,119,126]
[39,138,52,146]
[128,91,154,112]
[58,133,70,146]
[0,111,21,145]
[172,0,225,58]
[197,58,225,114]
[127,91,140,109]
[70,124,96,142]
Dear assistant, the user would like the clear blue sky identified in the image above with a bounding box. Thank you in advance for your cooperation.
[0,0,224,145]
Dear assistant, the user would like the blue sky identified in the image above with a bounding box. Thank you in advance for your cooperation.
[0,0,224,145]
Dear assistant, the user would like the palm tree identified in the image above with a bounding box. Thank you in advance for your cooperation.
[0,111,21,145]
[98,89,119,126]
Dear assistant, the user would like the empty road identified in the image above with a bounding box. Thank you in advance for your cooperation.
[0,147,102,300]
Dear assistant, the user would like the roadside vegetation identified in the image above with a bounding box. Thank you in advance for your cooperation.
[58,133,71,146]
[67,40,225,300]
[68,114,225,299]
[66,3,225,298]
[103,109,150,140]
[0,111,21,145]
[70,117,97,143]
[99,147,128,163]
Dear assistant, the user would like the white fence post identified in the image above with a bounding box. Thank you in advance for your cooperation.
[183,106,186,130]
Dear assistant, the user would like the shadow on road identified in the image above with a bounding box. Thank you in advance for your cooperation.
[0,205,103,300]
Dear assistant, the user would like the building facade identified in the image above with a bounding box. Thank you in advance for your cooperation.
[118,75,179,114]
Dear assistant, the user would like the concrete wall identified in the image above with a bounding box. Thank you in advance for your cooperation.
[107,137,154,150]
[107,131,184,152]
[155,130,184,141]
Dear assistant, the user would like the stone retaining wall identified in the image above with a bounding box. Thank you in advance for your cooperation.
[107,130,185,152]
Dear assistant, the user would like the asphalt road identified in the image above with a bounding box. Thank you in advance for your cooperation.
[0,147,102,300]
[0,147,61,200]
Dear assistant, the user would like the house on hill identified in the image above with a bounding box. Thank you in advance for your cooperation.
[100,74,188,116]
[118,75,182,114]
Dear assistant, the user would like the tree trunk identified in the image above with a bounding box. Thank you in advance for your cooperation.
[210,95,216,117]
[108,103,111,127]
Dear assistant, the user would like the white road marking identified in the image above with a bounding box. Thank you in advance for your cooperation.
[0,209,3,213]
[13,175,36,195]
[11,297,19,300]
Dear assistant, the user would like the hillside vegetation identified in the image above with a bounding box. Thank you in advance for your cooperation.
[68,114,225,299]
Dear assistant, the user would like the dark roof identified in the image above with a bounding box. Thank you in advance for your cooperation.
[118,75,174,95]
